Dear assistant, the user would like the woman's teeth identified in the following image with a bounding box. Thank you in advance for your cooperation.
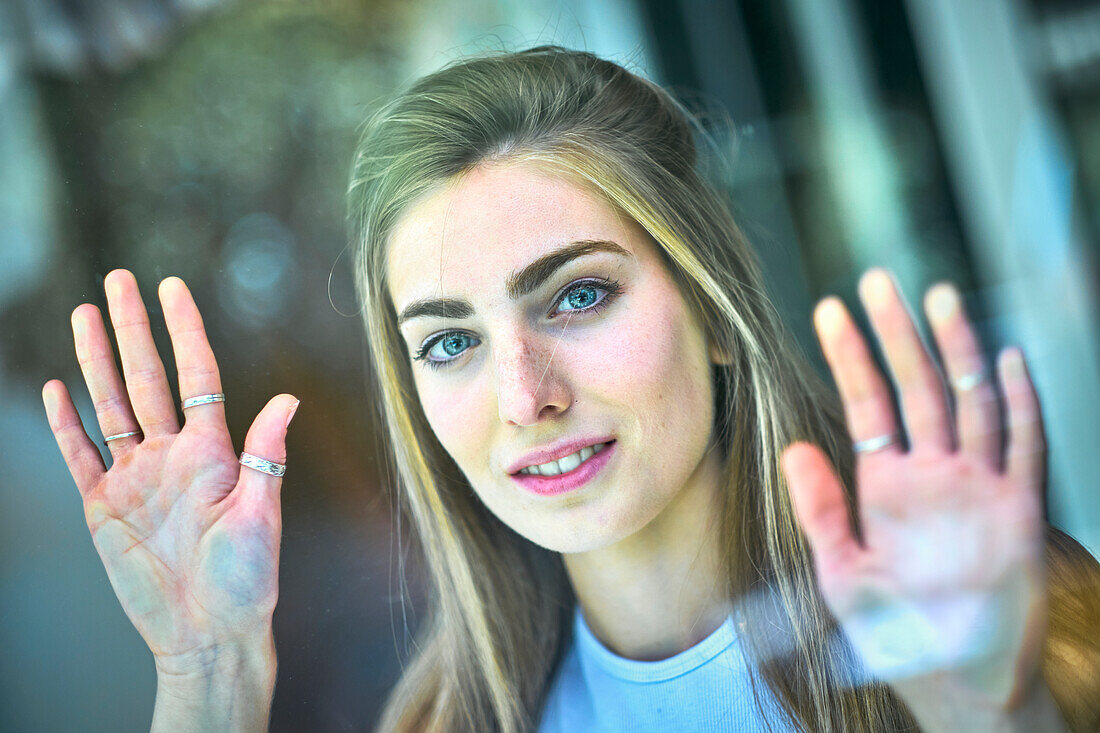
[519,441,610,476]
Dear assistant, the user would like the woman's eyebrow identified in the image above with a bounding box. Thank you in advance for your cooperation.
[396,239,631,327]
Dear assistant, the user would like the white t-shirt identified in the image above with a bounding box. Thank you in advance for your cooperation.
[538,607,798,732]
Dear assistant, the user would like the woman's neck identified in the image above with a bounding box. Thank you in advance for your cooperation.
[561,446,733,661]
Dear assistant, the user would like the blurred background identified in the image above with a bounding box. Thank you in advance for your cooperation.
[1,0,1098,730]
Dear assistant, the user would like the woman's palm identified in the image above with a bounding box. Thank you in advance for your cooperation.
[830,451,1041,696]
[782,270,1047,708]
[44,270,296,673]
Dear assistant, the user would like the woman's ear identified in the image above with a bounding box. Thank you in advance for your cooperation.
[709,340,733,366]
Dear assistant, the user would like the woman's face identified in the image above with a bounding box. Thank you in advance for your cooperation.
[386,160,727,554]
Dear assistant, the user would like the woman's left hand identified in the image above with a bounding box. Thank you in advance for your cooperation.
[781,268,1048,713]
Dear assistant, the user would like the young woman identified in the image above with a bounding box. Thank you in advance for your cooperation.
[43,46,1100,732]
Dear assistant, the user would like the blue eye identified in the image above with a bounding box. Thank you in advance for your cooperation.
[561,283,601,311]
[412,277,624,371]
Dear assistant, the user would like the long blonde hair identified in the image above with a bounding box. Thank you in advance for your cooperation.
[347,45,1093,732]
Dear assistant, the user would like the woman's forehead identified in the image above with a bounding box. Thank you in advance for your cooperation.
[385,163,637,305]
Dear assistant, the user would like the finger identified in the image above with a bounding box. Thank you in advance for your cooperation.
[233,394,300,512]
[999,347,1045,488]
[782,442,863,569]
[159,277,227,432]
[71,303,143,456]
[104,269,180,436]
[924,283,1002,468]
[814,296,904,460]
[43,380,106,496]
[858,269,952,453]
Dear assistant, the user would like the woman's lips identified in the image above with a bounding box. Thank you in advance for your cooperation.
[509,440,616,496]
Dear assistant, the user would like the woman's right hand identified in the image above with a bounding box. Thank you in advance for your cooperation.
[42,269,298,678]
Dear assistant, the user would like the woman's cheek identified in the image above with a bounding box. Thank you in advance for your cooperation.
[417,380,479,455]
[583,313,648,380]
[638,304,713,440]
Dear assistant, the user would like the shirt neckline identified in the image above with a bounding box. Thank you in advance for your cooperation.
[573,606,741,683]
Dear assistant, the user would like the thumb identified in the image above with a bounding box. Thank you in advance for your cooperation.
[235,394,299,511]
[781,441,861,569]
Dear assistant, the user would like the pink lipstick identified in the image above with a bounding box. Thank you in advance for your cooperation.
[509,440,616,497]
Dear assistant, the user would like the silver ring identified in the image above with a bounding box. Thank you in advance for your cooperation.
[182,393,225,410]
[239,451,286,478]
[853,433,899,455]
[103,430,141,444]
[951,370,986,392]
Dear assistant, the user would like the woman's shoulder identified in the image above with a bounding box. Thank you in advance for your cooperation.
[1042,524,1100,732]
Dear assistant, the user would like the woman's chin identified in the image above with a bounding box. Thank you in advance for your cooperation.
[516,518,637,555]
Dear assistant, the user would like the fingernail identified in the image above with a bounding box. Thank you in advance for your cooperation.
[814,298,846,337]
[1004,348,1026,379]
[927,284,959,322]
[286,399,300,429]
[859,269,894,307]
[105,270,124,297]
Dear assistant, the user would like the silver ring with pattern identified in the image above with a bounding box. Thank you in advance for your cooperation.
[103,430,141,444]
[950,369,986,392]
[852,433,899,455]
[182,393,225,410]
[239,451,286,478]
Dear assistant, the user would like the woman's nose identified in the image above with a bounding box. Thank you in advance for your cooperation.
[494,336,572,427]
